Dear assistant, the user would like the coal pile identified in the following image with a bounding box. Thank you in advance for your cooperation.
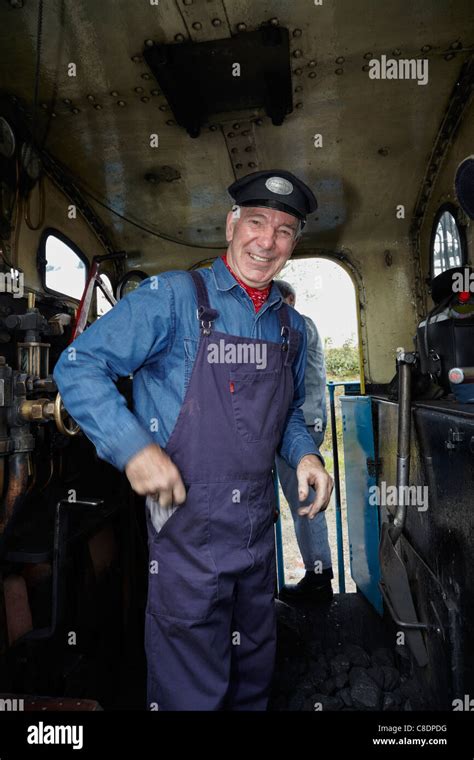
[269,598,421,711]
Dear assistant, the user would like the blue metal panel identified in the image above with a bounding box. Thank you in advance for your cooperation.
[340,396,383,615]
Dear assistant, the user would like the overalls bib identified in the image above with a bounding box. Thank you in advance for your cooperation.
[145,270,300,710]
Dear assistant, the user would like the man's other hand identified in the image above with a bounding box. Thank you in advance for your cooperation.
[125,443,187,508]
[296,454,334,518]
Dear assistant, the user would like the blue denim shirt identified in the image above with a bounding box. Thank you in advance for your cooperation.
[53,257,321,473]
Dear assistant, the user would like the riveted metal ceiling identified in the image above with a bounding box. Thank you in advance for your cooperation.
[0,0,473,272]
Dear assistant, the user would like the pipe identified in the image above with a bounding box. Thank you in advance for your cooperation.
[392,351,413,542]
[328,382,346,593]
[0,452,30,536]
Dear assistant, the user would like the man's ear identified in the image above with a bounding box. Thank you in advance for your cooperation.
[225,211,236,243]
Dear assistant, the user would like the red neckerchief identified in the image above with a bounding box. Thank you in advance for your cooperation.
[222,254,272,313]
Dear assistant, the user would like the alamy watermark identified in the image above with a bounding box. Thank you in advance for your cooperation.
[0,270,24,298]
[368,55,428,86]
[369,483,429,511]
[207,339,267,369]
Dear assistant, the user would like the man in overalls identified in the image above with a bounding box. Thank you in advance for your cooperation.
[54,170,334,711]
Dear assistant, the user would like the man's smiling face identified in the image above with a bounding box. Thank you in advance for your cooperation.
[225,206,300,288]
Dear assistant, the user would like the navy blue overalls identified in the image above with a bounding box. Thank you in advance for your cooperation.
[145,270,300,710]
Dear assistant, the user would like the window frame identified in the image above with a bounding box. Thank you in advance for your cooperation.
[429,202,467,281]
[37,227,89,300]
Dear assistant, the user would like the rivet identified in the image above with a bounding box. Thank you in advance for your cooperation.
[450,40,462,49]
[293,49,303,58]
[392,49,402,56]
[362,64,369,72]
[241,129,250,136]
[296,102,303,109]
[51,112,57,118]
[135,87,144,93]
[71,107,80,114]
[294,68,302,75]
[63,98,71,105]
[294,85,303,92]
[87,94,95,102]
[215,226,221,231]
[233,123,240,130]
[293,29,302,37]
[255,118,263,126]
[227,132,235,138]
[209,124,218,131]
[192,22,202,30]
[308,71,316,78]
[110,90,119,97]
[141,96,150,103]
[175,33,185,42]
[166,119,175,125]
[335,68,344,75]
[94,104,102,110]
[270,18,279,26]
[141,73,151,80]
[231,147,238,154]
[378,147,389,156]
[248,162,257,168]
[364,52,373,59]
[421,45,431,53]
[131,55,142,63]
[335,56,345,64]
[212,18,221,27]
[41,102,48,109]
[145,173,157,184]
[244,146,253,152]
[159,105,168,111]
[444,52,455,60]
[236,22,246,32]
[151,89,160,96]
[308,60,317,67]
[117,100,126,107]
[145,39,154,47]
[10,0,24,7]
[236,163,243,169]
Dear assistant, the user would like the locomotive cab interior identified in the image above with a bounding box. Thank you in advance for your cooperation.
[0,0,473,717]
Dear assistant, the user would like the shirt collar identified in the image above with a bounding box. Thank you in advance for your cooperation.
[210,255,284,309]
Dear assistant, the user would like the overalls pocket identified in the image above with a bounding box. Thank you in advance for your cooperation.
[146,483,219,622]
[229,369,281,443]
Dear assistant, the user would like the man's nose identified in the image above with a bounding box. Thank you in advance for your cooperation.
[257,226,276,249]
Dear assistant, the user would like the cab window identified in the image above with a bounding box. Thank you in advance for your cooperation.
[38,229,88,300]
[431,205,466,278]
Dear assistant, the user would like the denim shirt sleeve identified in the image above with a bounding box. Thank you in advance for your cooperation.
[277,313,325,470]
[301,315,327,443]
[53,277,174,471]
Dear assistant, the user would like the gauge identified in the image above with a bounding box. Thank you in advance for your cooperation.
[116,270,149,300]
[0,117,16,159]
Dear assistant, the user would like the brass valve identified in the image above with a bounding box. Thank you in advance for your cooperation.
[53,393,80,436]
[19,395,80,436]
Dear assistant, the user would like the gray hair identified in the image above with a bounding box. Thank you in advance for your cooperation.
[230,205,302,239]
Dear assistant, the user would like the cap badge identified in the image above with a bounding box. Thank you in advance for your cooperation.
[265,176,293,195]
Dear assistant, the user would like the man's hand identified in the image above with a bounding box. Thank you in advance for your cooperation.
[125,443,187,508]
[296,455,334,519]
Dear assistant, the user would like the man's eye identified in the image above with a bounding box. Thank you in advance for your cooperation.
[250,219,260,226]
[279,229,291,237]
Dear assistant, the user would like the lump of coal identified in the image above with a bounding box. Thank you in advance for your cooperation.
[372,647,395,667]
[382,665,400,691]
[331,653,351,676]
[344,643,371,668]
[349,667,382,710]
